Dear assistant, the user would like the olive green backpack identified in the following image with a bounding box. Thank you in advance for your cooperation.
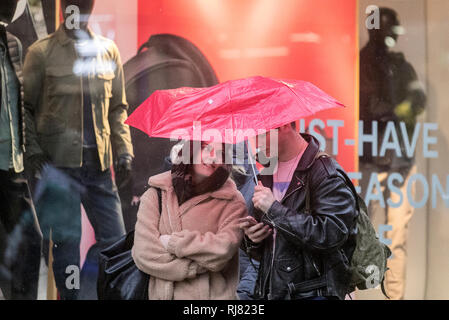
[348,192,392,297]
[311,153,392,298]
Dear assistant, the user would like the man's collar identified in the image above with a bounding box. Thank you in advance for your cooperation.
[295,133,320,172]
[259,133,321,178]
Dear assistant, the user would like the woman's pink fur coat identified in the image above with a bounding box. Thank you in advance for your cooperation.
[132,171,248,300]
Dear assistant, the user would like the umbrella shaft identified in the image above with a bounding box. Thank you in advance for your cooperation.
[246,140,259,185]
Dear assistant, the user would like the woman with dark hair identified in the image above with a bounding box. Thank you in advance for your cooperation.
[132,140,248,300]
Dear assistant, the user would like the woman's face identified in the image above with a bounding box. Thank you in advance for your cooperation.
[192,142,224,178]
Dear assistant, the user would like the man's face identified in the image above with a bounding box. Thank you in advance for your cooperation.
[380,13,400,43]
[369,11,401,47]
[256,128,282,159]
[256,131,271,158]
[192,142,225,177]
[62,0,95,29]
[0,0,18,25]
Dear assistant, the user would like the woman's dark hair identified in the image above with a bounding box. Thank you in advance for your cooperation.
[171,140,233,205]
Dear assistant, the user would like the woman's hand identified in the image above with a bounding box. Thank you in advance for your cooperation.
[159,235,171,250]
[131,196,140,206]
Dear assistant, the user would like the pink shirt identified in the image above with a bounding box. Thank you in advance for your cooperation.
[273,147,307,202]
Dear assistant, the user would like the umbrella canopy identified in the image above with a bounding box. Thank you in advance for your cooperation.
[125,76,345,144]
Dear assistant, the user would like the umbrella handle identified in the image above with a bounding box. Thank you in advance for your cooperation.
[246,140,259,185]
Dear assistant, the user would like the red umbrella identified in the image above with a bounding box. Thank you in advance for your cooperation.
[125,76,345,144]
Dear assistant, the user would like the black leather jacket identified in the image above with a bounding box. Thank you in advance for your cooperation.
[244,134,358,300]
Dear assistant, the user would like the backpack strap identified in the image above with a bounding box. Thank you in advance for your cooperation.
[381,268,391,299]
[381,280,390,299]
[304,152,360,215]
[304,151,331,214]
[304,173,313,215]
[334,168,361,212]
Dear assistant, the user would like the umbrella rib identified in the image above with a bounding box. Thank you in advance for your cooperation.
[258,86,283,132]
[227,81,235,141]
[280,82,314,115]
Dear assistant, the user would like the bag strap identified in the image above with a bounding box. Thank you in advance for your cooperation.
[156,188,162,215]
[305,152,361,213]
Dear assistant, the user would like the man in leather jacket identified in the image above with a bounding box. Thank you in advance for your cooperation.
[239,124,358,300]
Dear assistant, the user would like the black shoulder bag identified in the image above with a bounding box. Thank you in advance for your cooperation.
[97,188,162,300]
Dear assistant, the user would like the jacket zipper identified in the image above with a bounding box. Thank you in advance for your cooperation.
[311,255,322,296]
[260,230,274,299]
[263,182,304,299]
[281,181,304,205]
[268,226,276,300]
[308,253,321,277]
[281,179,322,276]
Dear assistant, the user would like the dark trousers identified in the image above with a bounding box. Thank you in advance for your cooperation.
[36,149,125,300]
[0,170,42,300]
